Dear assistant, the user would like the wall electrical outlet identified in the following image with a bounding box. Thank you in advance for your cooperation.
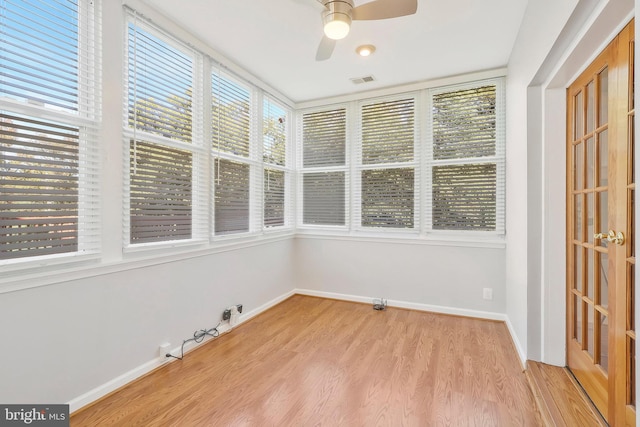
[222,309,231,321]
[483,288,493,301]
[159,342,171,358]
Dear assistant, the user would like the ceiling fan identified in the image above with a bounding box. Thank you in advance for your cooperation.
[308,0,418,61]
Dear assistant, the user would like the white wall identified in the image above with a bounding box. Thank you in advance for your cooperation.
[0,239,295,406]
[294,237,506,314]
[505,0,579,360]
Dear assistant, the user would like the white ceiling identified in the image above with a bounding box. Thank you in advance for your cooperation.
[146,0,529,103]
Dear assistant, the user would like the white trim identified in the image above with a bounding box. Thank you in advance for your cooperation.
[294,231,506,249]
[294,288,506,320]
[0,234,293,295]
[68,289,295,413]
[505,316,527,367]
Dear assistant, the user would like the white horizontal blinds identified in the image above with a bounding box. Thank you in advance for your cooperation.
[361,168,415,228]
[0,0,101,262]
[263,97,289,228]
[429,82,504,232]
[126,13,196,244]
[302,108,346,167]
[211,71,253,235]
[129,141,192,243]
[301,107,347,226]
[432,86,496,160]
[0,114,79,258]
[127,22,193,142]
[264,169,285,227]
[214,159,250,234]
[212,72,251,157]
[263,97,286,166]
[359,97,416,229]
[432,163,497,230]
[361,99,414,165]
[302,172,346,225]
[0,0,80,111]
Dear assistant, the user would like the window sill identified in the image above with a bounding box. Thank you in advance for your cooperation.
[294,229,506,249]
[0,232,294,295]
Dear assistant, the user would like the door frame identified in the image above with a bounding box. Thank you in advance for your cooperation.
[530,2,635,369]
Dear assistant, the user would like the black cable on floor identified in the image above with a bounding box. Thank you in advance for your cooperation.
[166,323,221,360]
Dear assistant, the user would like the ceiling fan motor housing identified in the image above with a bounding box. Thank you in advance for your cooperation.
[322,0,354,39]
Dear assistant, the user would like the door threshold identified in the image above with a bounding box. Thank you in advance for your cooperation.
[525,360,607,426]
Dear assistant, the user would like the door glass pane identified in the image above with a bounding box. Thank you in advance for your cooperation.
[575,143,584,189]
[598,191,608,248]
[598,67,608,126]
[629,264,635,332]
[587,137,595,188]
[631,190,635,257]
[587,305,594,358]
[575,92,584,139]
[599,251,608,310]
[587,250,594,298]
[598,130,608,186]
[629,337,636,406]
[599,313,609,373]
[575,295,583,344]
[575,246,583,292]
[587,192,594,243]
[587,81,595,133]
[575,194,583,241]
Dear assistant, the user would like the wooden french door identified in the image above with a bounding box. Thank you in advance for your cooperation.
[567,20,635,426]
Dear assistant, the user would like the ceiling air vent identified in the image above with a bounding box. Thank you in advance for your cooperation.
[350,75,375,84]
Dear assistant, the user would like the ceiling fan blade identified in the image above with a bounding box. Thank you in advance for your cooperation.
[315,35,336,61]
[352,0,417,20]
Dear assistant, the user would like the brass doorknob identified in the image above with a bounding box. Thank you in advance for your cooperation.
[594,230,625,245]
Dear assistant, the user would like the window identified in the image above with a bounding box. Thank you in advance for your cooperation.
[212,71,253,235]
[0,0,100,262]
[427,83,504,233]
[263,97,289,228]
[299,78,505,239]
[358,97,417,229]
[125,13,203,245]
[300,107,347,226]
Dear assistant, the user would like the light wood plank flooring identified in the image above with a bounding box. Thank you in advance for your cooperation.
[526,361,606,426]
[72,295,541,426]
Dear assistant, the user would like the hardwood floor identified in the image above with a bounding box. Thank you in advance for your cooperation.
[525,361,606,426]
[71,295,542,426]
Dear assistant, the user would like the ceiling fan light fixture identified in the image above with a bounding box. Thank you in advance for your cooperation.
[356,44,375,57]
[324,19,350,40]
[322,0,353,40]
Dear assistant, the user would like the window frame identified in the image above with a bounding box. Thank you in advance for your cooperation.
[297,104,350,230]
[0,0,102,271]
[123,10,208,251]
[423,78,506,237]
[354,93,420,234]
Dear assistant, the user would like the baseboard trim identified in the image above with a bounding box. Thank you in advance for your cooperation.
[505,317,527,367]
[293,289,505,320]
[68,289,295,414]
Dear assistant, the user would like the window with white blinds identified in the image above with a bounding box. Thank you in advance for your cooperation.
[299,78,504,238]
[428,83,504,233]
[0,0,101,262]
[125,13,202,245]
[212,72,253,235]
[263,97,289,228]
[300,107,347,226]
[358,97,416,229]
